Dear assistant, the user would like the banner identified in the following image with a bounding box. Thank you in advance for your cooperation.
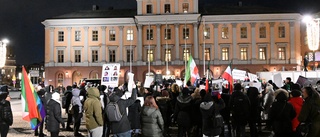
[101,63,120,87]
[232,69,247,80]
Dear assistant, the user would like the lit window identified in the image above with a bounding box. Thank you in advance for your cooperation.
[75,50,81,62]
[259,26,266,38]
[279,26,285,38]
[182,3,189,13]
[109,29,116,41]
[147,49,154,62]
[147,28,153,40]
[205,48,210,61]
[57,73,64,85]
[221,47,229,60]
[75,31,81,41]
[127,29,133,41]
[127,49,134,62]
[165,28,171,40]
[92,30,98,41]
[240,47,248,60]
[92,50,98,62]
[165,49,171,61]
[183,48,190,61]
[222,27,229,39]
[147,5,152,14]
[109,50,116,62]
[259,47,266,60]
[183,27,189,39]
[164,4,170,13]
[240,27,247,38]
[278,47,285,60]
[204,27,210,39]
[57,50,64,63]
[58,31,64,42]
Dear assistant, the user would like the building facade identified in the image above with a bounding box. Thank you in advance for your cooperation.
[42,0,303,87]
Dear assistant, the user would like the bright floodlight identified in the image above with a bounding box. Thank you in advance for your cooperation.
[303,15,313,23]
[306,18,320,51]
[2,39,9,44]
[166,70,170,75]
[0,39,8,68]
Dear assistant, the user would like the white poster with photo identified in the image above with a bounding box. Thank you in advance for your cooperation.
[232,69,247,80]
[143,76,154,88]
[101,63,120,88]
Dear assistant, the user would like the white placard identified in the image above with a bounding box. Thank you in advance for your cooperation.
[273,73,283,87]
[143,76,154,88]
[101,63,120,88]
[175,80,183,87]
[232,69,247,80]
[248,73,258,82]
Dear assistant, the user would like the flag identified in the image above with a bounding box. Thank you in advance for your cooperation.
[21,66,46,130]
[205,68,209,93]
[222,65,233,94]
[184,55,200,86]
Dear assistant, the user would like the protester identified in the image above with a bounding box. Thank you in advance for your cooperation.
[156,90,172,137]
[247,86,261,137]
[288,89,303,135]
[34,89,47,137]
[64,85,73,131]
[84,87,103,137]
[220,87,231,137]
[46,92,65,137]
[191,88,203,137]
[262,83,275,129]
[71,85,84,137]
[128,97,142,136]
[141,96,164,137]
[0,86,13,137]
[298,86,320,137]
[281,77,294,91]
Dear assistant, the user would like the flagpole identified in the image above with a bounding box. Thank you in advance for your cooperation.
[203,17,206,76]
[148,21,151,74]
[184,19,187,72]
[165,19,168,76]
[130,24,132,73]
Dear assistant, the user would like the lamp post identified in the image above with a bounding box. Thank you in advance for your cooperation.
[304,15,320,71]
[0,39,9,84]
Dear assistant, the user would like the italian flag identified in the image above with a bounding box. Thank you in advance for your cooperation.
[222,65,233,94]
[184,55,200,86]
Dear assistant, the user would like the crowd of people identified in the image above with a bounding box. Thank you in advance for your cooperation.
[0,76,320,137]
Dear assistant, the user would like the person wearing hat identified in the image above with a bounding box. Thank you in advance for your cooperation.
[46,92,65,137]
[0,86,13,137]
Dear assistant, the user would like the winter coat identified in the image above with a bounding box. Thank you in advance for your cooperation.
[84,87,103,130]
[109,88,137,134]
[220,93,231,123]
[64,90,73,112]
[247,87,261,122]
[269,89,296,135]
[156,96,172,128]
[192,97,203,126]
[0,99,13,126]
[288,97,303,131]
[298,96,320,137]
[72,88,82,113]
[200,99,225,136]
[263,85,275,115]
[46,99,64,132]
[141,106,164,137]
[128,99,142,129]
[229,90,251,125]
[173,95,193,128]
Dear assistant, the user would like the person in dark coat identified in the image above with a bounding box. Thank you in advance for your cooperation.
[34,89,47,137]
[128,98,142,136]
[141,96,164,137]
[200,93,225,137]
[269,89,296,137]
[173,87,193,137]
[246,86,261,137]
[46,92,65,137]
[220,87,231,137]
[191,88,203,137]
[64,85,73,131]
[0,87,13,137]
[156,90,172,137]
[229,83,250,137]
[281,77,294,91]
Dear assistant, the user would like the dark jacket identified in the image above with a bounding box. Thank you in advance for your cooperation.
[64,90,73,112]
[141,106,164,137]
[298,96,320,137]
[0,99,13,126]
[109,88,137,134]
[156,96,172,128]
[200,99,225,136]
[173,95,193,128]
[128,99,142,129]
[46,99,64,132]
[247,87,261,122]
[229,90,251,125]
[220,92,231,123]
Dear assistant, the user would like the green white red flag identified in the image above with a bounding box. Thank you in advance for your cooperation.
[184,55,200,86]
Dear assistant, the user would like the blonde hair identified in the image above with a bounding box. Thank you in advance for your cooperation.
[191,88,201,99]
[144,96,158,109]
[171,83,180,93]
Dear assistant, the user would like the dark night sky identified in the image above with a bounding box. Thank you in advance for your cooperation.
[0,0,319,65]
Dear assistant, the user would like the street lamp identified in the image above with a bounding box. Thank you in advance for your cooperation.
[0,39,9,84]
[303,15,320,70]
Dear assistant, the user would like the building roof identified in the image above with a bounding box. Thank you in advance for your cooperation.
[51,9,137,19]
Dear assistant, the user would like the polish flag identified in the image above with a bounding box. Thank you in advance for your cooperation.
[222,65,233,94]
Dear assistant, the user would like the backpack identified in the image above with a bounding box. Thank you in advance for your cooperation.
[106,101,123,122]
[62,96,67,109]
[232,94,249,116]
[212,114,224,128]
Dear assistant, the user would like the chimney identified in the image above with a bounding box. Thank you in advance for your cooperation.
[92,5,99,11]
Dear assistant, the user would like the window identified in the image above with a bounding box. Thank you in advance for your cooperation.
[165,28,171,40]
[279,26,285,38]
[147,5,152,14]
[204,48,210,61]
[240,27,247,38]
[182,3,189,13]
[278,47,285,60]
[221,47,229,60]
[57,73,64,86]
[259,47,266,60]
[183,27,189,39]
[127,49,134,62]
[57,50,64,63]
[127,29,133,41]
[92,50,98,62]
[58,31,64,42]
[164,4,170,13]
[109,50,116,62]
[147,28,153,40]
[240,47,248,60]
[222,27,229,39]
[183,48,190,61]
[204,27,210,39]
[75,31,81,41]
[147,49,154,62]
[75,50,81,63]
[109,29,116,41]
[259,26,266,38]
[92,30,98,41]
[165,49,171,61]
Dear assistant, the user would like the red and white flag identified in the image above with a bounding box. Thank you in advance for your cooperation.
[222,65,233,94]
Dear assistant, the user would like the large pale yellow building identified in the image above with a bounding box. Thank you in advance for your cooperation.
[42,0,304,87]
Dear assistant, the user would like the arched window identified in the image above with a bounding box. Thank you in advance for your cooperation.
[57,73,64,86]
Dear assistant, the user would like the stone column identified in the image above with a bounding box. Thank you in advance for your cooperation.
[84,27,89,63]
[193,22,199,60]
[270,22,275,60]
[49,27,54,64]
[175,0,178,13]
[119,26,124,62]
[156,24,161,61]
[101,26,106,63]
[137,0,142,15]
[67,27,71,63]
[232,23,237,61]
[157,0,160,14]
[138,25,143,61]
[213,24,219,62]
[251,23,256,60]
[193,0,198,13]
[289,22,296,63]
[175,23,180,61]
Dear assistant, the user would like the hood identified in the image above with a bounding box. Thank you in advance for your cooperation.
[87,87,100,99]
[177,95,192,103]
[200,101,214,110]
[156,96,171,102]
[109,93,121,102]
[72,88,81,97]
[274,88,289,102]
[142,106,157,116]
[51,92,60,103]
